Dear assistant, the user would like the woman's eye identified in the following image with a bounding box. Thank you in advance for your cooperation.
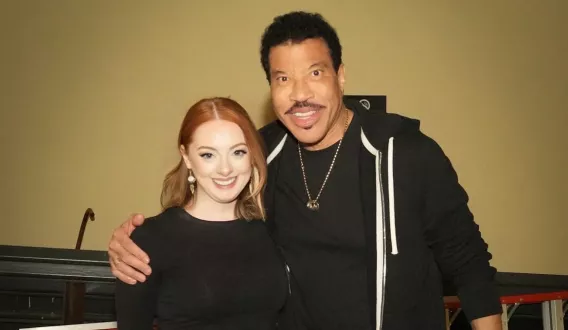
[234,149,248,156]
[199,153,213,159]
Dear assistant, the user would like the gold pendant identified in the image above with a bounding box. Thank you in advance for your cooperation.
[306,200,319,211]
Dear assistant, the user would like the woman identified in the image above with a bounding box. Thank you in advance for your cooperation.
[115,97,289,330]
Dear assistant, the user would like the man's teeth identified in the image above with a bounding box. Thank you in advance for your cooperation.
[214,178,236,186]
[293,110,316,117]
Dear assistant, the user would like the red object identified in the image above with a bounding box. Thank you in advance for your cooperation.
[444,291,568,309]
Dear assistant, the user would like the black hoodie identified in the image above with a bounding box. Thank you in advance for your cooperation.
[260,97,501,329]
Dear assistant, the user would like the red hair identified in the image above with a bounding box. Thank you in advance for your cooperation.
[160,97,267,220]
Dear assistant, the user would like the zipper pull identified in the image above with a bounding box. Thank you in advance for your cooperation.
[285,263,291,295]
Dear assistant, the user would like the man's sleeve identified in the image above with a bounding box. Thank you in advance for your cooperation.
[418,134,502,321]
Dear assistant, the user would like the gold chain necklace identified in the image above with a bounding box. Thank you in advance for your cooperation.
[297,111,350,211]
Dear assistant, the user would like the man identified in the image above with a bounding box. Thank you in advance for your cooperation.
[108,11,502,330]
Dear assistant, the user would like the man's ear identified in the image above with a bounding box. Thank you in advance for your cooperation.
[337,64,346,92]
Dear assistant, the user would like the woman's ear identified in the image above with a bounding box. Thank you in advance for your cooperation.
[180,145,191,169]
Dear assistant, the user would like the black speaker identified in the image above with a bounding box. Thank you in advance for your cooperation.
[344,95,387,114]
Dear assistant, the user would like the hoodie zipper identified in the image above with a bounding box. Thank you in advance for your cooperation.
[377,151,387,329]
[285,263,291,296]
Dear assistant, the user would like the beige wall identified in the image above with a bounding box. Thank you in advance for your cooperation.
[1,1,566,275]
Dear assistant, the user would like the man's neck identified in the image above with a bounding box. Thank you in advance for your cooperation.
[303,109,353,151]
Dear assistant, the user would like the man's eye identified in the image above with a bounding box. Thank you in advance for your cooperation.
[312,70,322,76]
[277,76,288,82]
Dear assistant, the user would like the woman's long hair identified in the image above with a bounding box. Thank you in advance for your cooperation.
[160,97,267,220]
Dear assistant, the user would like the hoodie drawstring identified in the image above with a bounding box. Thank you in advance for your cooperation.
[387,137,399,255]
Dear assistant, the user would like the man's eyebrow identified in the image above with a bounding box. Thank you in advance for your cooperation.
[271,69,287,76]
[309,62,329,69]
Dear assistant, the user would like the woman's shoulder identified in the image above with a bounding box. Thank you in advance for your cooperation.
[131,207,185,244]
[129,207,188,269]
[148,206,185,224]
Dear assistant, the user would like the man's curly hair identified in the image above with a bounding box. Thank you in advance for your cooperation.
[260,11,343,82]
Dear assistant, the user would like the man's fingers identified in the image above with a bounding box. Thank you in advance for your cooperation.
[117,253,151,281]
[110,261,137,285]
[124,213,145,234]
[106,214,151,284]
[109,250,135,284]
[111,223,150,265]
[109,236,151,275]
[109,248,148,283]
[130,213,145,227]
[120,234,150,266]
[108,234,129,259]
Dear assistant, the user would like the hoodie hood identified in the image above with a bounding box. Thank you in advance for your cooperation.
[343,96,421,152]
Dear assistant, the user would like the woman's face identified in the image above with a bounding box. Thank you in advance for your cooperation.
[181,119,252,206]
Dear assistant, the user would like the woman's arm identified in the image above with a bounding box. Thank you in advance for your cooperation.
[115,272,160,330]
[114,222,163,330]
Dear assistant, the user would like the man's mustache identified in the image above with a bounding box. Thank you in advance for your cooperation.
[286,101,325,114]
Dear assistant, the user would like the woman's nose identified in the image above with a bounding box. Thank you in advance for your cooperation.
[217,158,233,176]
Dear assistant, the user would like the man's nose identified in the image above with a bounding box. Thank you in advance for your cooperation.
[290,78,314,102]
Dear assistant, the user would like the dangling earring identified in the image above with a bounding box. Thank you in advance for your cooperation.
[187,169,196,194]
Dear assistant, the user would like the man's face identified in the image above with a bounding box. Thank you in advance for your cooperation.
[268,38,345,146]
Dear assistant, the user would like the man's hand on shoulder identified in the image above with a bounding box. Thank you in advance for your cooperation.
[108,213,152,284]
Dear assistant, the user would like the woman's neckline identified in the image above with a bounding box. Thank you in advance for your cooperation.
[178,206,241,223]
